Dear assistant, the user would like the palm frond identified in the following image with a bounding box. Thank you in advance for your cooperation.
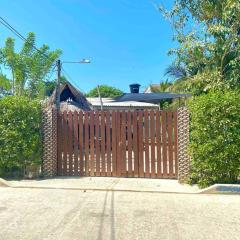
[164,64,187,79]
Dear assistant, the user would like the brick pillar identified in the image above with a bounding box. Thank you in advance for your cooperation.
[177,107,190,183]
[42,107,58,177]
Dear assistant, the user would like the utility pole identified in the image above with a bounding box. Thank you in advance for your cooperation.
[97,85,103,110]
[56,59,61,110]
[55,58,91,109]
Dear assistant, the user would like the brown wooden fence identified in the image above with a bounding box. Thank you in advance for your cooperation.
[57,110,178,179]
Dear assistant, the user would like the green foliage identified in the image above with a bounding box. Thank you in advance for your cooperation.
[0,74,11,97]
[189,91,240,187]
[44,76,67,97]
[164,64,187,80]
[0,32,61,99]
[161,101,170,110]
[150,80,188,110]
[86,85,123,98]
[160,0,240,94]
[0,96,42,177]
[150,80,172,93]
[160,1,240,187]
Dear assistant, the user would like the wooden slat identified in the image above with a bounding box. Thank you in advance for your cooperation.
[150,110,156,178]
[127,111,133,177]
[57,109,178,180]
[95,112,100,176]
[100,111,106,176]
[90,111,95,176]
[162,111,168,177]
[106,111,111,176]
[173,111,178,177]
[57,112,62,175]
[133,111,138,177]
[120,112,127,176]
[112,111,117,176]
[62,111,68,175]
[68,112,73,175]
[116,112,121,177]
[156,111,162,178]
[138,111,144,177]
[167,112,174,178]
[144,110,150,177]
[79,111,84,175]
[73,111,79,176]
[84,112,89,176]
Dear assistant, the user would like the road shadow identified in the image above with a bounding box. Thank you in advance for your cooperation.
[97,191,116,240]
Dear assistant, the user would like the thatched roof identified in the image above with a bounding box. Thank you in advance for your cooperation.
[48,81,92,111]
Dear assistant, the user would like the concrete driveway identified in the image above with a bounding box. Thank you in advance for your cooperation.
[8,177,200,193]
[0,188,239,240]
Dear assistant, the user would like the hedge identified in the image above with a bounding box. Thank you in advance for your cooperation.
[188,90,240,187]
[0,96,41,177]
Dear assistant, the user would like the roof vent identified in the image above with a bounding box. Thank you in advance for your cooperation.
[129,83,141,93]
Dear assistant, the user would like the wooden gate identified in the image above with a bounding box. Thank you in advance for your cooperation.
[57,110,178,179]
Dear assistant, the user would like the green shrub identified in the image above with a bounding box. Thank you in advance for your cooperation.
[188,90,240,187]
[0,96,41,177]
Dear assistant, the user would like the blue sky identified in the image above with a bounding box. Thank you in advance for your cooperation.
[0,0,175,93]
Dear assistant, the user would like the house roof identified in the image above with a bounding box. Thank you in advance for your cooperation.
[144,84,160,93]
[48,81,92,111]
[114,92,191,104]
[87,97,159,108]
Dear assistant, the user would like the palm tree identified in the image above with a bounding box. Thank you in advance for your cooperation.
[163,64,191,93]
[164,64,187,80]
[164,63,203,94]
[150,80,172,93]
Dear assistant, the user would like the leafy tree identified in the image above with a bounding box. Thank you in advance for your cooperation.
[44,76,67,97]
[0,74,11,97]
[159,1,240,187]
[189,90,240,187]
[160,0,240,94]
[0,32,61,98]
[164,64,196,94]
[0,96,41,177]
[148,80,173,109]
[165,64,187,80]
[86,85,123,98]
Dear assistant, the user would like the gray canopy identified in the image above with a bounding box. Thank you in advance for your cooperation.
[114,93,191,104]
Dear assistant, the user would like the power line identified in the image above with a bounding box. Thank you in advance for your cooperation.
[0,16,58,85]
[0,16,85,91]
[0,16,50,59]
[0,18,25,41]
[62,67,73,82]
[62,67,78,87]
[62,67,85,93]
[45,64,57,82]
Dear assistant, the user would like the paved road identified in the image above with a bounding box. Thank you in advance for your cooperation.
[0,188,239,240]
[9,177,199,193]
